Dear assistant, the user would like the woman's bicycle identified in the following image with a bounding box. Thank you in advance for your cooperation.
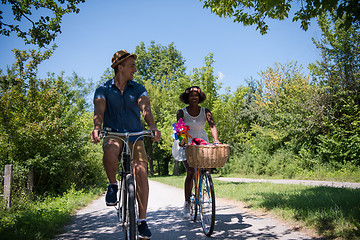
[186,144,229,237]
[190,167,215,236]
[100,128,153,240]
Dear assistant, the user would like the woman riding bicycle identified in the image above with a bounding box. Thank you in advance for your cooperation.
[175,86,220,219]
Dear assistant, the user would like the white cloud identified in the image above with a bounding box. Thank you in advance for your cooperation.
[218,71,225,80]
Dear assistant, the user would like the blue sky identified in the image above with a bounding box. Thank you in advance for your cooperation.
[0,0,322,93]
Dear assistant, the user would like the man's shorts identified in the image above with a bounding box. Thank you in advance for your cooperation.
[103,137,148,163]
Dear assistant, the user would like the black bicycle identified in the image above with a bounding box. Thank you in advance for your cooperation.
[100,129,153,240]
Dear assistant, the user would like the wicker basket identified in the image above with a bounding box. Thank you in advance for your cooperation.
[186,144,230,168]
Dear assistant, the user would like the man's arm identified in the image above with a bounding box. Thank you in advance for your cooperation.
[91,98,106,144]
[138,96,161,142]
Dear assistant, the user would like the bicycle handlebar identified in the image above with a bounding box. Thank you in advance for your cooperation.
[100,129,154,140]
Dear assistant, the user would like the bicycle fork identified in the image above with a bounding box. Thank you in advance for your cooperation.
[117,153,131,228]
[195,170,212,214]
[194,169,202,211]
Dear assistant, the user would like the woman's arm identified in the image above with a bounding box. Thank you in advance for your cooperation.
[176,109,184,121]
[205,108,220,143]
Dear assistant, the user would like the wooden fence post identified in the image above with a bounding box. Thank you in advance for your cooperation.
[27,165,34,197]
[4,164,13,208]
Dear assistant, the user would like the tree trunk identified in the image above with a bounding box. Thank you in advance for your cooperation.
[4,164,13,208]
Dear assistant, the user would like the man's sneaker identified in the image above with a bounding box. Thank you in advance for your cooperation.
[138,220,152,239]
[105,184,118,206]
[183,201,191,219]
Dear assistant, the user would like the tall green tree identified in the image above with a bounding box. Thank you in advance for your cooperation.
[229,63,322,176]
[201,0,360,34]
[133,42,222,175]
[135,41,186,87]
[212,86,250,147]
[190,53,221,112]
[310,12,360,165]
[253,62,320,153]
[0,0,86,47]
[134,41,188,175]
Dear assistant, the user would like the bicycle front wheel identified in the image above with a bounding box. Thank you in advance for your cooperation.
[124,174,136,240]
[190,177,197,222]
[199,171,215,237]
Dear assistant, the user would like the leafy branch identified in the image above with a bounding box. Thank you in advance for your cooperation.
[0,0,85,48]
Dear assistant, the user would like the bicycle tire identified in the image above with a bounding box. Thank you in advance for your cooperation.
[190,177,197,222]
[124,174,136,240]
[199,171,215,237]
[118,177,126,222]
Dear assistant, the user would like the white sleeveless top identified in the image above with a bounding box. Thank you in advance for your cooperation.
[182,106,209,142]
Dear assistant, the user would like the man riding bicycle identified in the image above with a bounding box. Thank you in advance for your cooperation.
[90,49,161,239]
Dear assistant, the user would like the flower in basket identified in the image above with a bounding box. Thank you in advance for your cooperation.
[172,118,192,145]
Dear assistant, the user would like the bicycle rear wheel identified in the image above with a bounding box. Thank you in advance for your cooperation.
[199,171,215,237]
[124,174,136,240]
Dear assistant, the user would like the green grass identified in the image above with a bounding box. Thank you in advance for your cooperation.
[0,186,104,240]
[151,175,360,240]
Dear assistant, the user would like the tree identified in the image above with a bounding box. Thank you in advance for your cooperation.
[212,86,250,147]
[200,0,360,34]
[134,41,188,175]
[133,42,222,175]
[0,48,104,195]
[0,0,85,48]
[190,53,221,112]
[310,12,360,165]
[253,62,320,150]
[135,41,186,87]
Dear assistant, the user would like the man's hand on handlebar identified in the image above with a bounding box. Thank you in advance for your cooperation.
[91,128,101,144]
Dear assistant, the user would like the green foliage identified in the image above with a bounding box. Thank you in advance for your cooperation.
[310,12,360,166]
[201,0,360,34]
[189,53,221,111]
[135,41,186,87]
[212,86,250,145]
[133,41,222,175]
[133,41,188,175]
[253,62,321,150]
[0,48,106,195]
[0,0,86,48]
[0,186,103,240]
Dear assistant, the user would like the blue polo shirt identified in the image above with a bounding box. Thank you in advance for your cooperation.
[94,78,148,142]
